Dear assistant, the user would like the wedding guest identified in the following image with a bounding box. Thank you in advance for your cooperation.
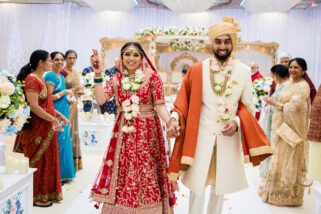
[61,50,83,171]
[259,58,312,206]
[82,54,95,76]
[259,64,289,177]
[45,51,75,183]
[14,50,67,207]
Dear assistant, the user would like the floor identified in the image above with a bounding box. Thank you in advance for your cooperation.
[31,151,317,214]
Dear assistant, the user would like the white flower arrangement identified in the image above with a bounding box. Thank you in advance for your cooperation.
[80,72,110,101]
[252,77,273,112]
[169,39,205,51]
[0,69,30,135]
[136,26,207,37]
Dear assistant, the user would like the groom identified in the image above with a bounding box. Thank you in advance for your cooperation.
[168,17,272,214]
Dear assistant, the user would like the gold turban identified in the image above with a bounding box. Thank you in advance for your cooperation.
[208,17,241,49]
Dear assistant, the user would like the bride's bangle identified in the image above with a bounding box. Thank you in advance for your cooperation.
[94,77,103,84]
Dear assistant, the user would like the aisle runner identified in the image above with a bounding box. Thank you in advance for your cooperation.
[65,165,315,214]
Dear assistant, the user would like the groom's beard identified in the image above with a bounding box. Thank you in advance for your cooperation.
[213,49,232,61]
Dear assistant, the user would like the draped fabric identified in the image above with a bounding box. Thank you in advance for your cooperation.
[259,79,310,206]
[90,71,171,213]
[13,75,62,203]
[307,84,321,182]
[61,68,83,171]
[1,3,321,86]
[259,83,285,177]
[44,71,76,181]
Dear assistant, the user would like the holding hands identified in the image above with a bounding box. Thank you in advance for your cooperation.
[166,118,180,138]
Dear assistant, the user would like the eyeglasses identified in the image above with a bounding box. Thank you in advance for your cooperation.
[46,59,53,63]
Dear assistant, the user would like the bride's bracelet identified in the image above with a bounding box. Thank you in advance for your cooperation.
[94,77,103,84]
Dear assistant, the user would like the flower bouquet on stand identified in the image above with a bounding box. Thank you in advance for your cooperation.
[252,77,273,112]
[80,72,109,119]
[0,69,30,165]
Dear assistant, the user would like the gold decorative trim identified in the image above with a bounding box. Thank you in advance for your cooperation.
[168,172,179,181]
[170,52,198,71]
[181,156,194,165]
[30,128,54,167]
[249,146,273,156]
[244,155,250,164]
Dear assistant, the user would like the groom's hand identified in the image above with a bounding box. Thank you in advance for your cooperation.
[221,120,238,136]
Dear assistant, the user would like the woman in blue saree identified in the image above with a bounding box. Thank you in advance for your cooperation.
[45,51,76,182]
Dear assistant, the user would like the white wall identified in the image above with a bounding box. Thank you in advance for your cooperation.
[0,3,320,85]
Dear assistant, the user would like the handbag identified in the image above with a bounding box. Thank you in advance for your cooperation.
[276,122,303,148]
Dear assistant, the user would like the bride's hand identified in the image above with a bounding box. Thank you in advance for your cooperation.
[92,49,102,76]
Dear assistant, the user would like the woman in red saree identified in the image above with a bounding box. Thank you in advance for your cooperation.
[14,50,67,207]
[90,42,178,213]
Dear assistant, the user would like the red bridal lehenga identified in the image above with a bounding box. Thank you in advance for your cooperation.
[90,66,172,213]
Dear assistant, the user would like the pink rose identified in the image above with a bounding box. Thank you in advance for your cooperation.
[0,82,15,95]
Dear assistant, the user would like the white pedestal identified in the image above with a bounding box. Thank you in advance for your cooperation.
[0,167,36,214]
[79,121,113,155]
[0,134,6,166]
[315,186,321,214]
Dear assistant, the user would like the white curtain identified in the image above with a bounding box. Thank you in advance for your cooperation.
[0,3,320,86]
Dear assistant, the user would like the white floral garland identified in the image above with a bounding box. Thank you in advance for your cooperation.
[210,58,238,124]
[120,69,144,133]
[136,26,207,37]
[169,39,205,51]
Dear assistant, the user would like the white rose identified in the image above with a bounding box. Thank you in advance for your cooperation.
[135,69,143,76]
[131,104,140,112]
[122,99,131,107]
[131,83,140,91]
[135,78,143,84]
[214,85,222,92]
[14,115,27,130]
[122,83,131,91]
[128,126,136,132]
[123,106,131,113]
[132,111,138,118]
[0,118,11,133]
[122,77,130,84]
[131,95,140,104]
[263,86,271,92]
[0,95,11,109]
[124,112,133,120]
[122,125,129,133]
